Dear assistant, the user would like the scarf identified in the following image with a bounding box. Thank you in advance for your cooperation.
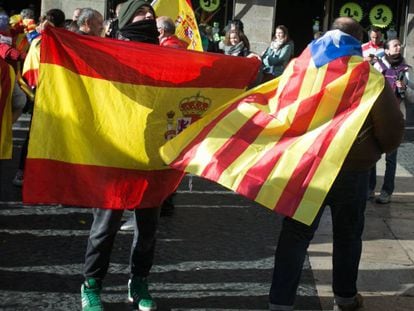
[223,41,245,56]
[270,39,285,51]
[385,53,404,67]
[118,19,159,44]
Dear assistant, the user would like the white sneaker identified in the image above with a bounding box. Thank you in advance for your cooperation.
[120,215,135,231]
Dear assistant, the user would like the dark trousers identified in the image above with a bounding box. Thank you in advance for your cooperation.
[18,112,33,171]
[84,207,160,283]
[269,169,369,308]
[18,135,29,170]
[369,149,397,195]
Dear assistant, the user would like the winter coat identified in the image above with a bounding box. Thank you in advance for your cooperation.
[261,40,294,77]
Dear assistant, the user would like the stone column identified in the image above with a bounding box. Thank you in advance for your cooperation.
[233,0,277,54]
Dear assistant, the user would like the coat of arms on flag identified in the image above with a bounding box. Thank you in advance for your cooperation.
[23,27,260,209]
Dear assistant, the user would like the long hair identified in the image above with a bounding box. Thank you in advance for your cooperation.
[272,25,290,42]
[223,29,250,50]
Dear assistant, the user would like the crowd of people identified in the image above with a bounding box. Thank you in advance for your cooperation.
[0,1,411,311]
[362,27,414,204]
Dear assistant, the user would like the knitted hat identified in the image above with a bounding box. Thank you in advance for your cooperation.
[118,0,154,29]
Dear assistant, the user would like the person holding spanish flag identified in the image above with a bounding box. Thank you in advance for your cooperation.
[81,2,160,311]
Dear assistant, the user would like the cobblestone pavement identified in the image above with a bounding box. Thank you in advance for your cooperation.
[0,178,320,311]
[1,118,412,311]
[396,142,414,175]
[0,123,321,311]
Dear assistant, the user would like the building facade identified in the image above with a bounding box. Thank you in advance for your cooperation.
[1,0,413,133]
[3,0,411,60]
[231,0,414,134]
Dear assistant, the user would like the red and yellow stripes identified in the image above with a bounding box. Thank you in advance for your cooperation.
[161,50,384,224]
[0,60,15,159]
[23,27,259,208]
[22,36,41,88]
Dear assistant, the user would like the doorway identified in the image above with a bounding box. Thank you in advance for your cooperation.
[275,0,325,56]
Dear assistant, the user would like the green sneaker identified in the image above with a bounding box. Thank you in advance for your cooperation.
[128,276,157,311]
[81,278,103,311]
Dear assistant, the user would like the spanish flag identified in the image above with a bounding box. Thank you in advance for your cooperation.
[22,36,41,88]
[152,0,203,51]
[160,30,385,225]
[23,27,260,208]
[0,59,15,159]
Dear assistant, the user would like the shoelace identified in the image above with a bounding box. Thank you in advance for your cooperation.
[85,289,102,307]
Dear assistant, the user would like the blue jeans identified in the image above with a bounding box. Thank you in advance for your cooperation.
[269,170,369,310]
[369,149,397,195]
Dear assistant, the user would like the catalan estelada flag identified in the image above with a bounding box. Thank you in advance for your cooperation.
[160,30,385,225]
[152,0,203,51]
[23,27,259,208]
[0,59,15,160]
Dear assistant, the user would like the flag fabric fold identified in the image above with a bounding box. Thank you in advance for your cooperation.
[23,27,260,209]
[22,36,41,88]
[0,60,15,160]
[152,0,203,51]
[160,30,385,225]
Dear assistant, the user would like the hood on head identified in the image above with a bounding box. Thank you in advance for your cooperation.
[118,0,155,29]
